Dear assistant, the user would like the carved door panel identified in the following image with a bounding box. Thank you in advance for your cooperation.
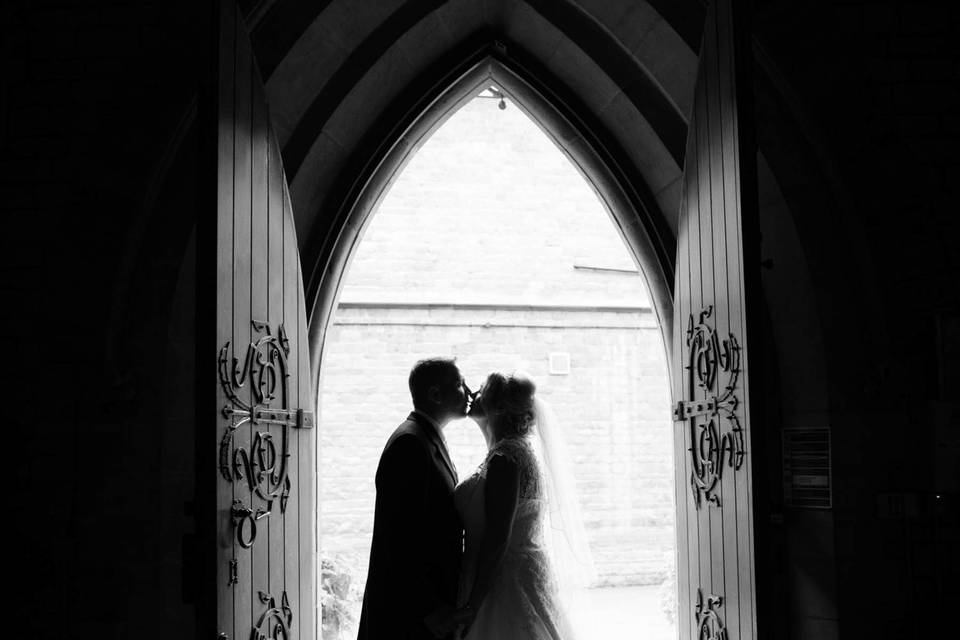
[209,2,316,639]
[671,0,760,638]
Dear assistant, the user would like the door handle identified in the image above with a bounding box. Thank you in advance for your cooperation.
[231,500,270,548]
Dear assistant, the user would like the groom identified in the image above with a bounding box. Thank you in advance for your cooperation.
[358,357,472,640]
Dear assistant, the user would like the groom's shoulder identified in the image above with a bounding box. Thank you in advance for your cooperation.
[384,415,429,450]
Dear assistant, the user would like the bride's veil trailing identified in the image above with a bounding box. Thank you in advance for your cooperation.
[531,398,596,606]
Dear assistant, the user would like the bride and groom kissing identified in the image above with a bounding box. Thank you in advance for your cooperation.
[358,357,591,640]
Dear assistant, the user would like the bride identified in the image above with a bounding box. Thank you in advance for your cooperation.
[454,372,593,640]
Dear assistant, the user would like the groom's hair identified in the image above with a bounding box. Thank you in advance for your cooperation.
[409,357,459,408]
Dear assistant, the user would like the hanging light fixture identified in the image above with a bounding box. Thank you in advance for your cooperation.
[480,85,508,110]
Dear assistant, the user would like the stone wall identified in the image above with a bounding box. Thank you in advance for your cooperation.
[317,96,675,593]
[319,306,674,589]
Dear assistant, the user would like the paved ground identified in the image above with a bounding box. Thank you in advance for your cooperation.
[329,584,676,640]
[569,585,677,640]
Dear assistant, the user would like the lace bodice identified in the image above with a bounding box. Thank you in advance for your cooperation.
[478,436,543,501]
[455,436,547,576]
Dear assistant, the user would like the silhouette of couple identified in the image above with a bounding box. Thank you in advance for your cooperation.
[358,357,592,640]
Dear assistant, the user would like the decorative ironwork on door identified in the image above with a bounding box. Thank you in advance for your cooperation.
[252,590,293,640]
[695,589,728,640]
[218,321,314,540]
[673,306,744,508]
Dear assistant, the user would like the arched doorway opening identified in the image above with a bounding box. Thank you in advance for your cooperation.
[312,61,678,640]
[306,58,675,372]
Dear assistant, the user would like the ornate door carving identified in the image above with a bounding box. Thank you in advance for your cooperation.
[206,2,317,638]
[671,0,759,638]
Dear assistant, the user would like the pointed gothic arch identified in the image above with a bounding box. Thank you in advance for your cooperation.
[305,53,678,388]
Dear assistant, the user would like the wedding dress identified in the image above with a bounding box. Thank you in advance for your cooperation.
[454,436,577,640]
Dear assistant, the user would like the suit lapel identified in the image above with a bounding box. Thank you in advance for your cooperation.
[409,412,457,486]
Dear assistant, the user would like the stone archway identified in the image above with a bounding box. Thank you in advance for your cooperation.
[306,57,676,382]
[315,79,679,639]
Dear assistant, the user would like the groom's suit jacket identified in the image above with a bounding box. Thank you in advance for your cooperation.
[358,412,462,640]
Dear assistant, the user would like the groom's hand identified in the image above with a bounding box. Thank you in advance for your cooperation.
[424,604,473,638]
[454,605,477,638]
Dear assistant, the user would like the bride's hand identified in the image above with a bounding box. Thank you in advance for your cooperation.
[453,605,476,638]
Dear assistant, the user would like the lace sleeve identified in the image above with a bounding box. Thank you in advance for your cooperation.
[481,437,541,499]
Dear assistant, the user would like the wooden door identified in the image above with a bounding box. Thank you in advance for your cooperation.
[208,2,316,638]
[671,0,760,638]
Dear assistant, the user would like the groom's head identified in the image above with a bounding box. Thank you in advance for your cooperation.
[409,357,468,425]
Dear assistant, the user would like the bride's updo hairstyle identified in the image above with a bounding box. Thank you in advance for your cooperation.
[481,371,537,439]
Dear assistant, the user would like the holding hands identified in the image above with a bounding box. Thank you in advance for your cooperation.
[424,604,475,638]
